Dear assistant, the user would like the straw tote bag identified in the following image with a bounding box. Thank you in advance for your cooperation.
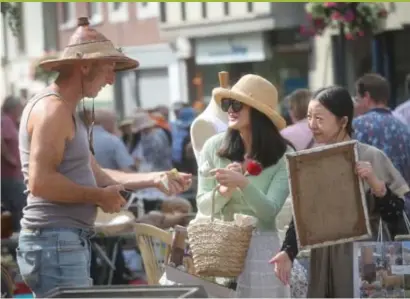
[187,186,254,277]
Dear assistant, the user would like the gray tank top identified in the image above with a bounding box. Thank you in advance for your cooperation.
[19,90,97,229]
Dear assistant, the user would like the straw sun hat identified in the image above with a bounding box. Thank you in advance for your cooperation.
[213,74,286,130]
[39,17,138,72]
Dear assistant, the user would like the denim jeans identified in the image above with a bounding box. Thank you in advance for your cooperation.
[16,228,93,297]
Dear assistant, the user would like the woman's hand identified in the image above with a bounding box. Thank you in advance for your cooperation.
[218,185,235,199]
[356,161,386,197]
[210,168,249,189]
[269,251,292,285]
[226,162,244,174]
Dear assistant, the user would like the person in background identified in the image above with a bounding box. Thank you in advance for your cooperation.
[1,96,26,231]
[91,109,135,172]
[280,96,293,127]
[131,111,173,173]
[119,118,138,153]
[280,89,314,151]
[171,101,187,120]
[150,111,172,146]
[155,105,170,121]
[393,74,410,126]
[353,73,410,188]
[192,100,205,114]
[171,107,197,170]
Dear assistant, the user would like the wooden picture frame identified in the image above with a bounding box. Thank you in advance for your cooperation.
[286,140,372,250]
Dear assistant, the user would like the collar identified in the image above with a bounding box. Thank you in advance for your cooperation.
[365,107,392,115]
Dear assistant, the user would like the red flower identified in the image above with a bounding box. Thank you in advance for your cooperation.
[246,160,263,176]
[345,32,354,40]
[358,31,365,37]
[331,11,341,20]
[313,18,325,29]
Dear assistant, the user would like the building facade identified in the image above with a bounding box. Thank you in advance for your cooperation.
[57,2,183,119]
[159,2,312,105]
[0,2,58,103]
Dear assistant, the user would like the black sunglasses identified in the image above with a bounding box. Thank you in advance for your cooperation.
[221,98,244,113]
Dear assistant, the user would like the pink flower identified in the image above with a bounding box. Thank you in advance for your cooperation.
[343,10,355,22]
[325,2,337,8]
[358,31,365,37]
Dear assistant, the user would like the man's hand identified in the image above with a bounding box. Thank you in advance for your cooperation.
[154,171,192,196]
[97,185,127,214]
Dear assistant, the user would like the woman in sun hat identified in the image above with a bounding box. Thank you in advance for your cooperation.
[192,74,295,297]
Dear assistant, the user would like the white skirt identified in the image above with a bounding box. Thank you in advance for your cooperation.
[235,231,291,298]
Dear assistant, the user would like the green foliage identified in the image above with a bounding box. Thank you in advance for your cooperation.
[1,2,22,37]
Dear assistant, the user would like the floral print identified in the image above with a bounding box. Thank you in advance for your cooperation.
[353,108,410,187]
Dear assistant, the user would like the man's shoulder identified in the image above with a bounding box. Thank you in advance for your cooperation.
[353,113,373,125]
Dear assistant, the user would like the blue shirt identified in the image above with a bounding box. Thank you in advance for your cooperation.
[353,108,410,186]
[92,125,134,170]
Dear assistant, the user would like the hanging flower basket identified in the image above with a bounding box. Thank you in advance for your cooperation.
[30,52,59,84]
[301,2,388,40]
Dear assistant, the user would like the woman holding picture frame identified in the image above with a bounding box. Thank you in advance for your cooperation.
[270,86,409,298]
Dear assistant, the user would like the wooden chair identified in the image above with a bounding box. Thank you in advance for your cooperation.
[134,223,172,285]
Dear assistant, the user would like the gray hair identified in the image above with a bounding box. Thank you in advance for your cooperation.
[2,96,21,114]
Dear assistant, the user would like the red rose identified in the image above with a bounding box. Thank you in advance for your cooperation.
[246,160,263,176]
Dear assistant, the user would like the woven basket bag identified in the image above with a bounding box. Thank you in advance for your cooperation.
[187,186,254,277]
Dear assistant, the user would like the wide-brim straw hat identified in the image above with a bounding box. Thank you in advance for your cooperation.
[39,17,138,72]
[132,111,156,133]
[213,74,286,130]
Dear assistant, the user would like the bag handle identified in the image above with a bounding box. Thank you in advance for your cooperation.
[211,184,230,222]
[211,185,219,222]
[377,218,384,242]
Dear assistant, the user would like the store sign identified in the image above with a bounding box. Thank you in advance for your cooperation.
[195,33,267,65]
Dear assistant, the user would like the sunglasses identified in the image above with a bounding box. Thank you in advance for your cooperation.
[221,98,244,113]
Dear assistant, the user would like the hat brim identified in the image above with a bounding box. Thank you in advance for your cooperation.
[132,118,156,133]
[213,87,286,131]
[39,56,139,73]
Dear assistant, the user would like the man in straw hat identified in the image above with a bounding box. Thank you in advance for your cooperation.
[16,17,191,296]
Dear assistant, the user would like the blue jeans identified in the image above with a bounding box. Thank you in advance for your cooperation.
[16,228,93,297]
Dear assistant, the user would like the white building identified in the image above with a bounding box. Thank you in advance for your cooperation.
[0,2,58,104]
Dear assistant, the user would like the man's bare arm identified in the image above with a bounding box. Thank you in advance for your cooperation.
[28,98,103,204]
[89,155,157,189]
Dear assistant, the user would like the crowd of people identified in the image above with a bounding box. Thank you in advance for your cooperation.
[1,99,203,233]
[1,16,410,298]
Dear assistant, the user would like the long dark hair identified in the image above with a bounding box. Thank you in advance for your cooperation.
[218,108,290,168]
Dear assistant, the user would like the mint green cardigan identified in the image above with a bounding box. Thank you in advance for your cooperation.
[195,133,292,231]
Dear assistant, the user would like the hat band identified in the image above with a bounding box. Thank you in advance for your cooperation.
[231,87,278,112]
